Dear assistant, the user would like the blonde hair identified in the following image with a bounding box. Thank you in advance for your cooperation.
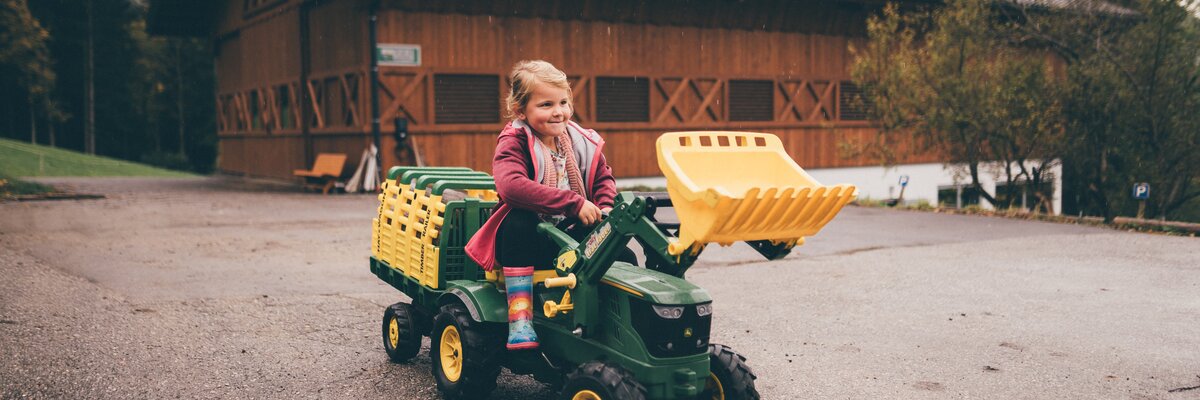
[505,60,572,120]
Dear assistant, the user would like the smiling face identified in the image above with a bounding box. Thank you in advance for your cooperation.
[516,81,573,140]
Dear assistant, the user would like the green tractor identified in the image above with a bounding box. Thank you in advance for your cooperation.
[370,132,856,399]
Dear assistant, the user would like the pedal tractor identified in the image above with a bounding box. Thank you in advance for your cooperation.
[369,132,857,400]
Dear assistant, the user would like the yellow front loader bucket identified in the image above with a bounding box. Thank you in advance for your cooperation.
[656,131,858,256]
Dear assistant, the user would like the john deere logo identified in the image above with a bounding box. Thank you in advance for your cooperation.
[683,327,693,338]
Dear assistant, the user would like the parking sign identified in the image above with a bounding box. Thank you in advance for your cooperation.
[1132,183,1150,200]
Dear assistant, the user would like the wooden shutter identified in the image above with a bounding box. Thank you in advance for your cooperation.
[838,81,871,121]
[434,74,500,124]
[596,77,650,122]
[728,80,774,121]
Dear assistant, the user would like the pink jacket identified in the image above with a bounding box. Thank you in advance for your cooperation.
[465,120,617,271]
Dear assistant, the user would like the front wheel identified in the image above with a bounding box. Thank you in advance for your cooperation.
[560,362,646,400]
[382,302,421,362]
[700,344,760,400]
[430,303,504,400]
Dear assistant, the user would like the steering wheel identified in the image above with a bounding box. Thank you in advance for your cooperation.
[553,210,610,233]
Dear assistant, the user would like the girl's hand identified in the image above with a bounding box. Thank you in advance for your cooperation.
[578,201,602,225]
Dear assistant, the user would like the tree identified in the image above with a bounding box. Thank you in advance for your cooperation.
[1011,0,1200,221]
[0,0,65,144]
[851,0,1066,212]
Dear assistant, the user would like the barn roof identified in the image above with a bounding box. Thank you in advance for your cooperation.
[146,0,1137,38]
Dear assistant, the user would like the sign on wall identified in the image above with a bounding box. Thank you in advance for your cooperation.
[377,44,421,67]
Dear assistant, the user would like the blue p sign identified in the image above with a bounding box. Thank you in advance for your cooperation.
[1132,183,1150,200]
[899,175,910,187]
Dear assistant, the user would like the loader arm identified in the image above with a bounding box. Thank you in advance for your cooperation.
[535,192,699,336]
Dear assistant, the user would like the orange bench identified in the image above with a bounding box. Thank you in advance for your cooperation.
[293,153,347,194]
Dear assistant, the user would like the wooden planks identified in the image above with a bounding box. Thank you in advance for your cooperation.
[211,1,945,181]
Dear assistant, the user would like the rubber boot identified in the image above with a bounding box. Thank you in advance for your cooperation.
[503,266,539,350]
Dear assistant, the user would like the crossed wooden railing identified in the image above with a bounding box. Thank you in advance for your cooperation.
[217,67,367,134]
[216,68,868,135]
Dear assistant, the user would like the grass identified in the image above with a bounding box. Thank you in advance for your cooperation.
[0,172,55,197]
[0,138,194,178]
[618,184,668,192]
[853,197,1197,237]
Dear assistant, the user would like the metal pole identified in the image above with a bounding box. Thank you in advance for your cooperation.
[368,0,383,182]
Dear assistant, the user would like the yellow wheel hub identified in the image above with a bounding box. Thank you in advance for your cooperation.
[705,372,725,400]
[439,325,463,382]
[387,317,399,348]
[571,390,602,400]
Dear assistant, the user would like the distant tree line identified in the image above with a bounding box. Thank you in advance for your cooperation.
[0,0,215,173]
[851,0,1200,222]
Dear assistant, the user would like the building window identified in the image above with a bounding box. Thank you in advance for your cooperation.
[596,77,649,122]
[728,80,774,121]
[992,181,1054,210]
[938,185,982,209]
[839,81,871,121]
[434,74,500,124]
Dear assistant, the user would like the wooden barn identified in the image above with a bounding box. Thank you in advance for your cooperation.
[148,0,943,178]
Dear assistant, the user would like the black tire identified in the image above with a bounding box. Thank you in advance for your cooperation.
[430,302,504,400]
[382,302,421,362]
[700,344,760,400]
[560,362,646,400]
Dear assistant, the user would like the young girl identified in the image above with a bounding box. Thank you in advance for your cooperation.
[465,60,616,350]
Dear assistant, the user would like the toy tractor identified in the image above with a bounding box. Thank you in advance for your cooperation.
[369,132,857,399]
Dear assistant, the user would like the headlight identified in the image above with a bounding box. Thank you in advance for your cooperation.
[695,303,712,317]
[652,305,684,319]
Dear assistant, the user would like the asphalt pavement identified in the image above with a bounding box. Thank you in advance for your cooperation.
[1,176,1197,399]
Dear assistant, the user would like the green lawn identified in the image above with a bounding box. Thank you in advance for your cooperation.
[0,138,194,178]
[0,172,55,197]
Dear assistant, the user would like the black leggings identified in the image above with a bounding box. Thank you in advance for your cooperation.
[495,208,637,270]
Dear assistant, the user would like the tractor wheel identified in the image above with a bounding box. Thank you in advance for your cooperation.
[382,302,421,362]
[560,362,646,400]
[430,302,504,400]
[699,344,760,400]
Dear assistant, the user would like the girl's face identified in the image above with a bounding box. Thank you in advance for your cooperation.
[517,81,572,138]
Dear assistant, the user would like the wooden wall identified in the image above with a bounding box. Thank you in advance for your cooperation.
[212,0,371,179]
[209,0,937,181]
[372,10,927,177]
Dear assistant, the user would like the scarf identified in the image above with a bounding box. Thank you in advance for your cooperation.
[542,132,586,198]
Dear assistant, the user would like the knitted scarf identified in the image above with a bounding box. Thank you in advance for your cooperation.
[542,132,586,198]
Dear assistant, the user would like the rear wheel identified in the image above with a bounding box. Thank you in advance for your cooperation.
[430,303,503,400]
[560,362,646,400]
[700,344,759,400]
[382,302,421,362]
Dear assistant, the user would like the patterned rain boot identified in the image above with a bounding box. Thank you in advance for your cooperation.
[503,266,539,350]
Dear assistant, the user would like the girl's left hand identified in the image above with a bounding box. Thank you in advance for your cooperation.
[577,201,603,225]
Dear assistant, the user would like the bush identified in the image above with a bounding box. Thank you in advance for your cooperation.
[140,151,191,172]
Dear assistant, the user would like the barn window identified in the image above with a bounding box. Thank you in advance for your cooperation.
[728,80,774,121]
[434,74,500,124]
[595,77,649,122]
[838,81,872,121]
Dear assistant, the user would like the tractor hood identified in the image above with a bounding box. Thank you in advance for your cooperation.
[602,263,711,305]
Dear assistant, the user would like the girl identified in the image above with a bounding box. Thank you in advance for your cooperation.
[465,60,616,350]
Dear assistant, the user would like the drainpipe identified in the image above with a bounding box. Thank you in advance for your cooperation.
[368,0,383,181]
[299,0,313,166]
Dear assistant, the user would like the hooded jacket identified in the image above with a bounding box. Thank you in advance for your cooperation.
[464,120,616,271]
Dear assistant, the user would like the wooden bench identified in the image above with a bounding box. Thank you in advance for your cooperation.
[293,153,347,194]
